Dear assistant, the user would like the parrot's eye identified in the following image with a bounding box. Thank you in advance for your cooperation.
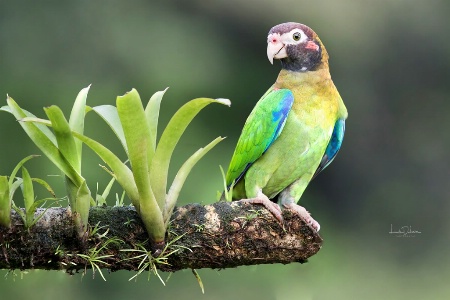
[292,32,301,41]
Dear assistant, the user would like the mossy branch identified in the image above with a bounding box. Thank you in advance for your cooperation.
[0,202,322,273]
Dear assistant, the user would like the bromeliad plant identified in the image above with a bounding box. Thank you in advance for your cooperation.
[0,155,57,229]
[1,86,230,249]
[76,88,230,248]
[1,87,92,236]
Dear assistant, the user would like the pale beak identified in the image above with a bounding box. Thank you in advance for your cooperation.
[267,34,287,64]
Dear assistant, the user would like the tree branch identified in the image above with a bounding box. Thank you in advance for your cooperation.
[0,202,322,273]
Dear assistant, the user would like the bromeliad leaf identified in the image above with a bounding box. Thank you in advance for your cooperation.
[44,105,91,231]
[0,176,10,228]
[117,89,153,205]
[164,136,225,224]
[9,178,23,201]
[69,85,90,170]
[95,177,116,206]
[75,87,230,247]
[45,106,81,173]
[145,87,168,155]
[75,180,91,229]
[0,105,57,145]
[5,96,83,186]
[1,156,58,229]
[26,197,58,228]
[2,88,92,235]
[8,155,38,187]
[21,167,34,226]
[90,105,128,154]
[149,97,231,210]
[31,177,56,198]
[117,89,165,244]
[72,131,139,208]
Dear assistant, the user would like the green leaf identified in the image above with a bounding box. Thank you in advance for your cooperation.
[66,178,80,225]
[8,101,90,232]
[150,97,231,209]
[21,167,35,227]
[0,176,11,228]
[76,180,91,231]
[31,177,56,198]
[117,89,165,243]
[9,178,23,200]
[145,88,168,154]
[95,177,115,206]
[8,155,38,187]
[5,97,83,186]
[11,204,26,225]
[45,105,81,173]
[20,117,52,126]
[69,85,90,165]
[115,191,126,207]
[164,136,225,224]
[96,194,106,206]
[65,178,91,233]
[91,105,128,154]
[72,131,139,209]
[101,177,116,203]
[117,89,153,203]
[26,198,54,228]
[44,105,91,231]
[21,167,34,211]
[1,105,57,145]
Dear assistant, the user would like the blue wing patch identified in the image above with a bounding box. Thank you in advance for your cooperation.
[312,118,345,179]
[226,88,294,187]
[268,97,292,150]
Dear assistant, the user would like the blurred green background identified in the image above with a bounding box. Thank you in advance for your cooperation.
[1,0,449,299]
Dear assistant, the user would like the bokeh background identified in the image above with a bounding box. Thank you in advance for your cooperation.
[1,1,449,299]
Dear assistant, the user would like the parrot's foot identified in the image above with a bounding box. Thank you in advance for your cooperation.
[238,192,283,223]
[282,202,320,232]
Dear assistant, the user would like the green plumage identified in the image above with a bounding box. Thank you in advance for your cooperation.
[225,88,293,186]
[225,23,347,230]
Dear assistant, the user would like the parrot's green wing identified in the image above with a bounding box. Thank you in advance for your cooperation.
[226,88,294,187]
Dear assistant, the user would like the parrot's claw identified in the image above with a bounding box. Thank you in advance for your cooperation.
[236,193,320,232]
[282,202,320,232]
[238,193,283,223]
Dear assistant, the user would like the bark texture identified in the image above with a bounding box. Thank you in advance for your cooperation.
[0,202,322,273]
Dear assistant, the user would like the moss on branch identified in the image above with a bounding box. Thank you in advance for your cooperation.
[0,202,322,273]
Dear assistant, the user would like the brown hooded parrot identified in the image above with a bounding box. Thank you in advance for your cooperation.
[225,22,348,231]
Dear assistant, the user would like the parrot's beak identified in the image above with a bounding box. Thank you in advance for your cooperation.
[267,34,287,64]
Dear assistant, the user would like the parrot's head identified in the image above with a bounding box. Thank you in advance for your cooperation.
[267,22,328,72]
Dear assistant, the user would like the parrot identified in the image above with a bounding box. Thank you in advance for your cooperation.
[225,22,347,232]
